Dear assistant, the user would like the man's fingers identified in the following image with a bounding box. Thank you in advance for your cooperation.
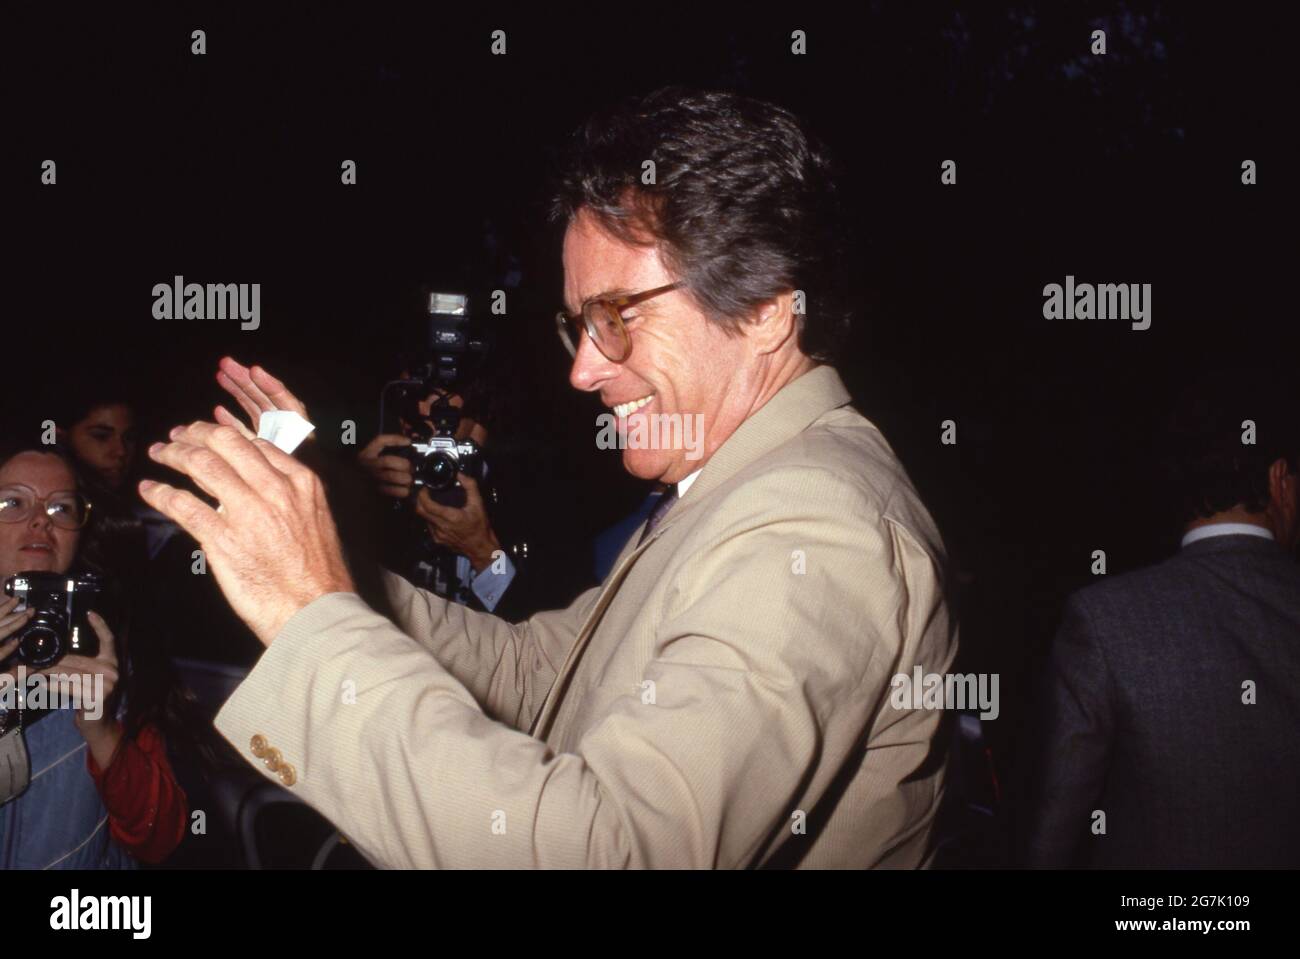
[149,435,260,511]
[214,404,257,439]
[249,438,327,499]
[415,488,455,519]
[216,367,269,424]
[164,421,292,495]
[457,471,482,496]
[138,479,224,545]
[250,365,308,417]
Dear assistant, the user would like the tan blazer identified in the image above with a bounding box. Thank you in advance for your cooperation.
[215,365,958,868]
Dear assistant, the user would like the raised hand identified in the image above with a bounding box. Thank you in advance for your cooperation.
[214,356,313,440]
[140,421,355,645]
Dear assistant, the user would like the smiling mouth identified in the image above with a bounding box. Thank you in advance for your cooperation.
[612,394,655,417]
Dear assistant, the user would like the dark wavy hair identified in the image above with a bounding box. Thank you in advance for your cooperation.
[1161,372,1300,524]
[550,87,853,363]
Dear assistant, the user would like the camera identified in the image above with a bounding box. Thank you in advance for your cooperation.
[1,571,103,669]
[382,435,484,508]
[379,288,493,509]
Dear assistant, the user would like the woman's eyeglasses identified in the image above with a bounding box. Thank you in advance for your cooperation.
[0,485,92,530]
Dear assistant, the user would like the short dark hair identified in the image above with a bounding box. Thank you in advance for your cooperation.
[53,376,139,433]
[551,87,852,363]
[1161,371,1300,524]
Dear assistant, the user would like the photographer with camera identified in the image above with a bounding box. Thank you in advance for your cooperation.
[215,298,525,617]
[357,382,517,613]
[0,441,188,868]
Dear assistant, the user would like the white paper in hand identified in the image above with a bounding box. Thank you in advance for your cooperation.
[216,410,315,514]
[257,410,315,454]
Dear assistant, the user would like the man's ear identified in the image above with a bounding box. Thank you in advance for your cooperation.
[1267,457,1296,522]
[748,290,798,356]
[1268,458,1292,503]
[1268,457,1300,547]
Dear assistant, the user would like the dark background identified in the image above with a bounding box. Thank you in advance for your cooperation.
[4,2,1292,859]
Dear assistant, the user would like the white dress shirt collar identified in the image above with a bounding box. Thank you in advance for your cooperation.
[676,468,703,499]
[1180,522,1274,548]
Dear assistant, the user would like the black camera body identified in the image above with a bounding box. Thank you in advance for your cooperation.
[2,571,103,669]
[383,435,484,508]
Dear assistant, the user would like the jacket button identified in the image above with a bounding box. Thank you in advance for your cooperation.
[278,763,297,787]
[264,747,283,772]
[250,734,268,758]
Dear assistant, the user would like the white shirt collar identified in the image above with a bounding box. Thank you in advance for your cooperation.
[676,468,703,499]
[1180,522,1274,548]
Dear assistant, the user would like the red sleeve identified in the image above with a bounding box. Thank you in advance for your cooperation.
[86,723,189,864]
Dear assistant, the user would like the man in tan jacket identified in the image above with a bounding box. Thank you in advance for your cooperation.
[141,88,957,868]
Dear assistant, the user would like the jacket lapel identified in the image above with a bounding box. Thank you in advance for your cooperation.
[529,365,854,740]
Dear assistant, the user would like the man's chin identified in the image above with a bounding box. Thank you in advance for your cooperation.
[621,448,675,483]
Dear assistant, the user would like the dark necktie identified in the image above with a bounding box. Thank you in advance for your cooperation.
[637,485,678,546]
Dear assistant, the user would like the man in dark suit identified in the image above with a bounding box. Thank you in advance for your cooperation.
[1025,377,1300,867]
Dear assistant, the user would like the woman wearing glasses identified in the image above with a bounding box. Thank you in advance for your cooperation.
[0,441,188,868]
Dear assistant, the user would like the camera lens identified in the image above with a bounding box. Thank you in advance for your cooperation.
[19,617,65,669]
[418,453,459,490]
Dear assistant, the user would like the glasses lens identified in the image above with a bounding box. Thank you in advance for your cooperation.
[556,313,581,357]
[46,495,89,530]
[0,489,34,524]
[584,302,627,362]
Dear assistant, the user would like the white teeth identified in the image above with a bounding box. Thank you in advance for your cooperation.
[613,395,654,417]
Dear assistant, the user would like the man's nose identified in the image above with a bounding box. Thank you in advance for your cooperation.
[568,329,620,393]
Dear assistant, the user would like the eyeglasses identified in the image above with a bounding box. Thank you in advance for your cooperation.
[0,485,92,531]
[556,281,684,363]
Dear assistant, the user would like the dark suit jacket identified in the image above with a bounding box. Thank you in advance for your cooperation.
[1025,533,1300,868]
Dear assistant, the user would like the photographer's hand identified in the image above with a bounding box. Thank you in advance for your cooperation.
[39,613,123,764]
[139,421,355,646]
[414,472,502,572]
[0,595,34,658]
[214,356,313,439]
[358,434,415,499]
[0,596,36,694]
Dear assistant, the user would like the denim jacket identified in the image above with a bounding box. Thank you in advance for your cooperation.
[0,709,135,869]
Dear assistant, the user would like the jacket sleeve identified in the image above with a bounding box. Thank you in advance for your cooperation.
[1023,595,1117,867]
[378,568,598,730]
[86,723,189,864]
[213,467,946,868]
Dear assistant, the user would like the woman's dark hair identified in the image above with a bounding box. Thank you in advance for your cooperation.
[550,86,853,363]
